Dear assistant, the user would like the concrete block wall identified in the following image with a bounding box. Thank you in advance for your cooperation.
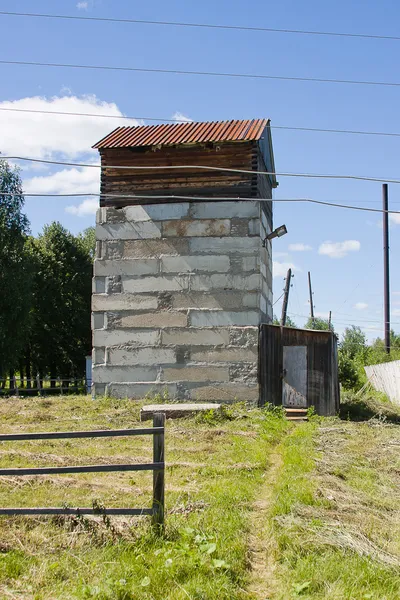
[92,200,272,403]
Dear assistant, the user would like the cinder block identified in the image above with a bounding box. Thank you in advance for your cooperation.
[189,310,259,327]
[162,219,230,237]
[96,222,162,240]
[162,366,229,382]
[109,347,176,366]
[190,274,260,292]
[170,291,245,310]
[93,366,158,383]
[123,239,190,259]
[96,208,106,224]
[94,259,159,277]
[190,237,259,254]
[93,277,106,294]
[190,201,259,219]
[161,328,230,346]
[161,255,230,273]
[106,383,178,399]
[103,240,124,260]
[92,294,158,312]
[248,219,260,236]
[187,383,259,402]
[229,364,258,383]
[229,327,259,347]
[242,293,259,308]
[92,312,105,330]
[123,203,190,222]
[93,347,106,365]
[241,257,260,271]
[93,329,160,347]
[230,219,249,237]
[123,276,188,293]
[191,348,258,363]
[260,295,267,315]
[114,311,187,328]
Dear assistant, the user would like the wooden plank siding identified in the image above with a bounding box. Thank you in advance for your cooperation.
[259,325,340,416]
[99,141,266,207]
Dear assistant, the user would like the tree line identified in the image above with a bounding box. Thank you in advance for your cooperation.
[0,159,94,389]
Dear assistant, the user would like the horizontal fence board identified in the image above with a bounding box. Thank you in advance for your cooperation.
[0,428,164,441]
[0,462,165,476]
[0,507,153,516]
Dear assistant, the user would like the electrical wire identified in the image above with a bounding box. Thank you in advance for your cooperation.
[1,10,400,42]
[273,292,285,306]
[2,191,400,216]
[3,59,400,89]
[4,106,400,141]
[5,155,400,188]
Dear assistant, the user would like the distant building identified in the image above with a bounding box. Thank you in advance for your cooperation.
[91,118,276,403]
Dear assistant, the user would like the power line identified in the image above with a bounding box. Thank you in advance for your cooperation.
[3,106,400,140]
[1,10,399,42]
[2,191,400,216]
[5,155,400,190]
[3,59,400,89]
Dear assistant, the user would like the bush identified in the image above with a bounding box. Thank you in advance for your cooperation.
[340,389,400,423]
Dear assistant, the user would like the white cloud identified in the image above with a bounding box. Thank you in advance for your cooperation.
[273,251,289,258]
[24,166,100,195]
[393,309,400,317]
[77,2,89,9]
[0,95,133,159]
[318,240,360,259]
[273,261,299,278]
[390,213,400,225]
[66,198,98,216]
[354,302,368,310]
[288,243,312,252]
[172,111,193,123]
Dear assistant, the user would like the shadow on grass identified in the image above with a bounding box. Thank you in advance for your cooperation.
[340,390,400,423]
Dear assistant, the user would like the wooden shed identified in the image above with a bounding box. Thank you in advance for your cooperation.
[259,324,340,416]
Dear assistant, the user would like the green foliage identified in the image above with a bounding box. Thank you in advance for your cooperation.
[77,226,96,259]
[304,316,332,331]
[273,314,297,328]
[26,222,93,378]
[339,389,400,423]
[0,160,33,375]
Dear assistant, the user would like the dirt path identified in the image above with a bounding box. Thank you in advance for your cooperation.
[247,450,283,600]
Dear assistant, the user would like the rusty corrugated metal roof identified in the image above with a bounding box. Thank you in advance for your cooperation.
[93,118,268,149]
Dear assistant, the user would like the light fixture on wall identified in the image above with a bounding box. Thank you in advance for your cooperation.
[262,224,287,247]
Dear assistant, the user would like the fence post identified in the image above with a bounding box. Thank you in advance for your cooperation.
[152,412,165,533]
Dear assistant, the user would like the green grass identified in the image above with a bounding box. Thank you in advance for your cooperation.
[0,396,289,599]
[268,417,400,600]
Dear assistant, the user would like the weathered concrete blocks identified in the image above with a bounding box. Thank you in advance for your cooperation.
[93,329,160,347]
[189,310,259,327]
[108,347,175,366]
[92,294,158,312]
[122,276,188,293]
[110,311,187,329]
[161,255,230,273]
[123,239,190,258]
[96,222,162,240]
[162,366,229,382]
[190,237,259,254]
[92,199,273,405]
[94,259,159,277]
[190,274,260,292]
[161,327,229,346]
[162,219,230,237]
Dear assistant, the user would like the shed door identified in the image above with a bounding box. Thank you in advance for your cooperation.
[282,346,307,408]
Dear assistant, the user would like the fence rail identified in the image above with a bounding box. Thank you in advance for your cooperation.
[0,376,90,396]
[0,413,165,529]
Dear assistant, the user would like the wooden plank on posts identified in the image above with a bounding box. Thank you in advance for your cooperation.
[0,463,163,476]
[0,428,163,441]
[152,413,165,532]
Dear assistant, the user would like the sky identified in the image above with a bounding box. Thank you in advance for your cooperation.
[1,0,400,341]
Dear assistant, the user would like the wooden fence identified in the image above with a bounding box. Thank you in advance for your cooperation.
[0,376,89,397]
[0,413,166,529]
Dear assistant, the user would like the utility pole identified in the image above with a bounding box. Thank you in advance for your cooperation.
[328,311,332,330]
[308,271,315,326]
[280,268,292,326]
[383,183,390,354]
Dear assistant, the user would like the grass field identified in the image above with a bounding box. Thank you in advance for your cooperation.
[0,396,398,599]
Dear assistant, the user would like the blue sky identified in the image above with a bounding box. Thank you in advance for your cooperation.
[1,0,400,340]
